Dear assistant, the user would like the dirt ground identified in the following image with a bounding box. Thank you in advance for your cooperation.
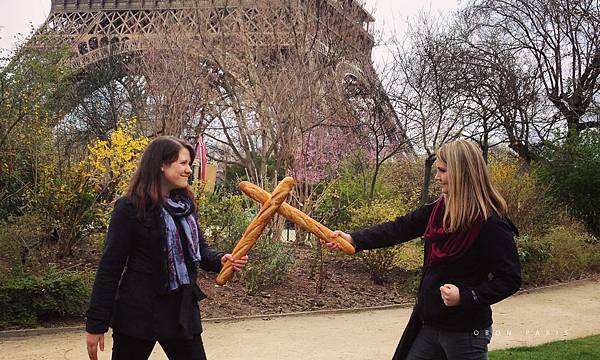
[194,246,417,319]
[1,279,599,360]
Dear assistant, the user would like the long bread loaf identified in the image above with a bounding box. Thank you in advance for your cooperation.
[239,181,355,255]
[215,177,295,285]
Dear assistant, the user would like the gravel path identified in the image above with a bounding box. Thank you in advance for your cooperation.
[1,279,598,360]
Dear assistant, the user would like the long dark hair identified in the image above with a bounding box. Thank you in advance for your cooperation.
[127,136,196,219]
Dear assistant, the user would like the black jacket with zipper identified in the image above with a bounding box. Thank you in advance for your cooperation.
[351,200,522,332]
[85,197,225,340]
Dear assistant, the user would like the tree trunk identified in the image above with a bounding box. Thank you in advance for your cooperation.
[368,162,381,200]
[481,119,489,163]
[420,154,436,205]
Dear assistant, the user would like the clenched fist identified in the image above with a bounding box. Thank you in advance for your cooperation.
[440,284,461,307]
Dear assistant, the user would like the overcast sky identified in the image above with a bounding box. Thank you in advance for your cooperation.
[0,0,460,63]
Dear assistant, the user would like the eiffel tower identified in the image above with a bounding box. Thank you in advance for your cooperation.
[46,0,376,76]
[44,0,407,156]
[47,0,410,183]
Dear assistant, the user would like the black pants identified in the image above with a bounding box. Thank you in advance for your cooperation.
[112,331,207,360]
[406,325,492,360]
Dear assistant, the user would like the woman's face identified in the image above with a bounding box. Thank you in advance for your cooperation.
[161,148,192,193]
[434,159,449,195]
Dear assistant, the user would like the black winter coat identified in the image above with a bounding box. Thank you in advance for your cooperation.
[85,197,225,340]
[351,201,522,332]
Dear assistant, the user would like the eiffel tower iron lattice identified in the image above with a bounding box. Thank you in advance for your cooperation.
[45,0,376,72]
[42,0,409,150]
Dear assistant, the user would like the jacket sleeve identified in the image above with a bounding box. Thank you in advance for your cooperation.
[350,201,436,252]
[459,217,522,308]
[197,228,225,273]
[85,198,133,334]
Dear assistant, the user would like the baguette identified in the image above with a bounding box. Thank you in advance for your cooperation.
[215,177,295,285]
[239,181,355,255]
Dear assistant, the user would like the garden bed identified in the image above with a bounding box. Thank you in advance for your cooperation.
[187,244,416,319]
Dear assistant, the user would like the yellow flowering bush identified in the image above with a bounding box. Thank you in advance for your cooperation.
[6,118,147,260]
[77,118,149,200]
[488,155,555,237]
[71,118,149,234]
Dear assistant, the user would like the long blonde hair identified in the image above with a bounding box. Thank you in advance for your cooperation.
[437,139,507,232]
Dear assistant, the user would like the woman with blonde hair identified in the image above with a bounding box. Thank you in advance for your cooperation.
[327,139,521,360]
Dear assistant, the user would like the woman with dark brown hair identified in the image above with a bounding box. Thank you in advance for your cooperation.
[85,136,248,360]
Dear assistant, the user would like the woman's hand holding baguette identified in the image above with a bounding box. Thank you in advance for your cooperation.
[322,230,354,252]
[221,254,249,271]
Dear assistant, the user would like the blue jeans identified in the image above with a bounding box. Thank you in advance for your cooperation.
[406,325,492,360]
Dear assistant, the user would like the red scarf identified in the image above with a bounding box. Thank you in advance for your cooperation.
[424,197,484,267]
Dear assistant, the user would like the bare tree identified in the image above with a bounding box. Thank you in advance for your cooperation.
[135,27,221,138]
[55,55,149,154]
[341,63,411,199]
[389,14,472,203]
[453,15,551,163]
[470,0,600,137]
[138,0,376,184]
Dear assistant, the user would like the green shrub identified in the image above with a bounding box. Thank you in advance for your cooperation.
[0,266,93,329]
[195,189,250,252]
[195,187,294,293]
[489,152,600,285]
[536,130,600,236]
[0,213,53,273]
[381,155,429,210]
[517,222,600,286]
[542,225,597,281]
[317,167,371,229]
[588,250,600,273]
[239,239,295,293]
[345,197,421,284]
[515,235,553,285]
[318,157,413,230]
[0,44,74,221]
[24,171,101,258]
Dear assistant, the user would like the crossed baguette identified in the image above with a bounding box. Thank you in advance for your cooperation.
[215,177,295,285]
[239,181,356,255]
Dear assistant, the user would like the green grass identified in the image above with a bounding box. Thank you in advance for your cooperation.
[490,334,600,359]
